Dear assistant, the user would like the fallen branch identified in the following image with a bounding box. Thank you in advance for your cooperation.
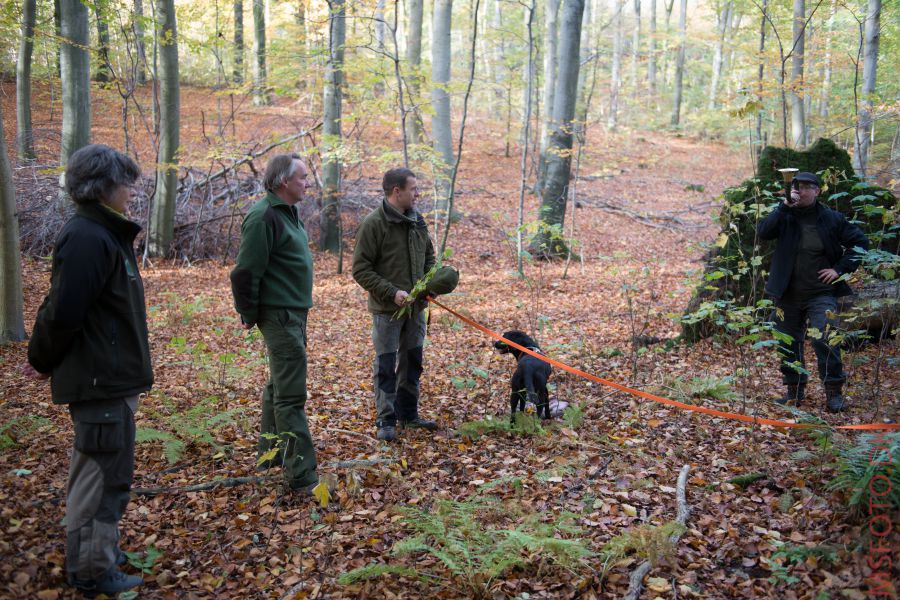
[325,427,383,446]
[133,475,277,496]
[623,464,691,600]
[133,458,399,495]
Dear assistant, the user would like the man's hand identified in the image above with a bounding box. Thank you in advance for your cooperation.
[818,268,840,284]
[393,290,410,306]
[784,189,800,207]
[21,363,50,380]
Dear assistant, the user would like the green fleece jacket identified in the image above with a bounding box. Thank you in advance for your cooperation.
[352,200,436,314]
[230,192,313,325]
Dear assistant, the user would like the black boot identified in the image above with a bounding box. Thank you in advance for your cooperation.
[776,383,806,406]
[825,383,848,413]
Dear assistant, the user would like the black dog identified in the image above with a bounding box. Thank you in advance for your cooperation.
[494,331,552,421]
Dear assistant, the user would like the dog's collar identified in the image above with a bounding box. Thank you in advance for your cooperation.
[517,347,543,360]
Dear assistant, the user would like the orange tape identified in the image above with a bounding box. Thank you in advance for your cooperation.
[427,297,900,432]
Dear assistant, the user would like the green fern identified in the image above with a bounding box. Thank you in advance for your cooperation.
[137,394,245,464]
[827,432,900,516]
[337,563,422,585]
[340,494,594,596]
[0,416,51,450]
[562,403,585,429]
[457,412,545,440]
[599,521,687,574]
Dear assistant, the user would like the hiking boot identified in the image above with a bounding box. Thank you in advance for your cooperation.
[825,383,848,413]
[376,425,397,442]
[775,383,806,406]
[70,567,143,598]
[399,417,438,431]
[288,479,319,496]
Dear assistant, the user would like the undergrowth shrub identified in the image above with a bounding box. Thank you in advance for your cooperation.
[828,432,900,517]
[136,393,246,463]
[457,412,545,440]
[599,521,687,576]
[0,416,52,450]
[339,493,594,597]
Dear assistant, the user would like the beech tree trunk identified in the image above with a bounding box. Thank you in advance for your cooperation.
[608,0,623,130]
[148,0,180,257]
[755,0,767,158]
[491,0,506,115]
[373,0,385,96]
[648,0,657,100]
[405,0,425,144]
[133,0,147,84]
[320,0,345,256]
[431,0,455,221]
[252,0,269,105]
[630,0,641,98]
[93,0,112,82]
[707,0,732,109]
[0,113,25,344]
[790,0,806,148]
[531,0,585,258]
[17,0,36,160]
[234,0,244,84]
[853,0,880,178]
[538,0,560,182]
[669,0,686,126]
[818,0,835,119]
[59,0,91,201]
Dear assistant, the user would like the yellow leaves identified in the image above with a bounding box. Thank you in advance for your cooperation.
[313,482,331,508]
[257,448,280,467]
[622,504,638,517]
[715,233,729,248]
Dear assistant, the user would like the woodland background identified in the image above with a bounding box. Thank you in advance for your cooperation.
[0,0,898,597]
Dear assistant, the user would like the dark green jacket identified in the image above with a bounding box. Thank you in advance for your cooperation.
[230,192,314,325]
[28,203,153,404]
[352,200,436,314]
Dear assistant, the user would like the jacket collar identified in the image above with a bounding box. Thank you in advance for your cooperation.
[382,199,418,225]
[76,202,142,241]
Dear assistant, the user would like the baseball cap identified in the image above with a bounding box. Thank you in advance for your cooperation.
[793,172,820,186]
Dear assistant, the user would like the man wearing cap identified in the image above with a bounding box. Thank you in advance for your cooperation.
[757,171,868,412]
[352,168,440,441]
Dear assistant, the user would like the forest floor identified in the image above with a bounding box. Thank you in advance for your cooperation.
[1,83,898,599]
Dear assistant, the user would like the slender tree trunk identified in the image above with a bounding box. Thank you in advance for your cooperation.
[538,0,560,185]
[648,0,657,100]
[405,0,425,144]
[252,0,269,105]
[59,0,91,202]
[0,113,25,344]
[669,0,686,126]
[491,0,506,116]
[17,0,36,160]
[532,0,586,258]
[661,0,674,85]
[148,0,180,257]
[234,0,244,84]
[790,0,806,148]
[133,0,148,84]
[321,0,345,256]
[431,0,455,224]
[374,0,386,96]
[708,0,731,109]
[518,0,536,274]
[819,0,835,118]
[574,0,593,132]
[755,0,767,159]
[630,0,641,98]
[608,0,623,130]
[853,0,880,178]
[93,0,112,82]
[54,0,62,78]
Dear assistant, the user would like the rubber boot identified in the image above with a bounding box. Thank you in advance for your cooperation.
[825,383,848,413]
[776,383,806,406]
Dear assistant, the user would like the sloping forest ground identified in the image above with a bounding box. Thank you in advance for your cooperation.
[1,83,898,599]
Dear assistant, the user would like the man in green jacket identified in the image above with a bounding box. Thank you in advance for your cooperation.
[230,153,318,492]
[352,168,437,442]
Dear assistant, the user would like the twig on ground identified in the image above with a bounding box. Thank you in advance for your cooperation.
[325,427,382,445]
[623,464,691,600]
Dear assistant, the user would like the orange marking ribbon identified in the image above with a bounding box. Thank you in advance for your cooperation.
[427,297,899,432]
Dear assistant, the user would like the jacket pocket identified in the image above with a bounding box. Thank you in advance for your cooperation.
[70,401,125,453]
